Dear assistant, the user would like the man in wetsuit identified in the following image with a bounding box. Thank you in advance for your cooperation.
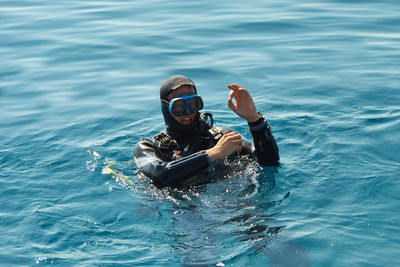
[133,75,279,187]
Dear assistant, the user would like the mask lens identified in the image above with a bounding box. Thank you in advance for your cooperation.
[172,99,185,114]
[188,97,198,111]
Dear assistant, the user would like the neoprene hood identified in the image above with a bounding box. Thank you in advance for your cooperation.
[160,75,200,135]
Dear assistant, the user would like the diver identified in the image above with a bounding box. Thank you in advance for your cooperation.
[133,75,279,187]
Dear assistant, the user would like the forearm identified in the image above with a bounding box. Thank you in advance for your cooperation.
[134,142,211,187]
[248,115,280,166]
[152,151,211,186]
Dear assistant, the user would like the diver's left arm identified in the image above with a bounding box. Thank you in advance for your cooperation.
[227,84,279,166]
[247,115,279,166]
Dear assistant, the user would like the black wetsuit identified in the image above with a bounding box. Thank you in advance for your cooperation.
[133,114,279,187]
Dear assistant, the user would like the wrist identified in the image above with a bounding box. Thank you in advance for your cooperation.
[246,113,260,123]
[206,148,219,161]
[248,112,264,126]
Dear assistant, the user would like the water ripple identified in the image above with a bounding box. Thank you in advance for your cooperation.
[1,0,400,265]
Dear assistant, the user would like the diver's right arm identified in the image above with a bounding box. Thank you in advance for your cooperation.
[133,134,242,186]
[133,140,211,187]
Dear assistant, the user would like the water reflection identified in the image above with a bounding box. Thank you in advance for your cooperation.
[163,162,286,266]
[106,156,309,266]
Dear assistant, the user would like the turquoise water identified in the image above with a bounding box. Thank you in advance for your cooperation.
[1,0,400,265]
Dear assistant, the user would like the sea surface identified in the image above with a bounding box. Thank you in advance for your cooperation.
[1,0,399,266]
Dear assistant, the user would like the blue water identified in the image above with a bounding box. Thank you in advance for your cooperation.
[1,0,400,266]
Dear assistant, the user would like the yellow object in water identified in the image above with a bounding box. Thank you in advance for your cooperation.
[102,162,135,187]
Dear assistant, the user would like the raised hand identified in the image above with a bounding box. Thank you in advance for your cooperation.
[227,84,259,122]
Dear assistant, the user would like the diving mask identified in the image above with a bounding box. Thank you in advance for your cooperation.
[166,94,204,116]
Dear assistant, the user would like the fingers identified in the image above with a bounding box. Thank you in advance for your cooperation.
[227,84,251,100]
[213,132,243,159]
[228,84,247,94]
[224,132,242,154]
[227,84,241,91]
[221,132,242,145]
[235,143,242,154]
[223,131,241,138]
[227,91,237,112]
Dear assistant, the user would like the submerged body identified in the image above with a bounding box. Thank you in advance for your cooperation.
[133,75,279,187]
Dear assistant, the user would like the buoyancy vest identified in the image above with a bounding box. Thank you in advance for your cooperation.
[152,113,223,161]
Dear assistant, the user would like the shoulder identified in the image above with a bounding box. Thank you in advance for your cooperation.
[133,131,170,155]
[133,137,156,155]
[133,131,176,161]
